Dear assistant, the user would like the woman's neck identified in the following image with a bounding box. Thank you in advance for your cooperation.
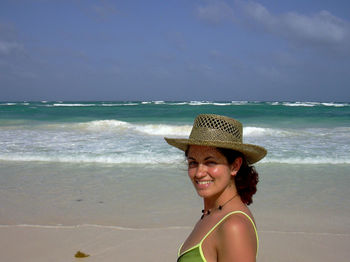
[203,187,239,211]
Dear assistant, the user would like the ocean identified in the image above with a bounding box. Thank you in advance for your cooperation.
[0,101,349,233]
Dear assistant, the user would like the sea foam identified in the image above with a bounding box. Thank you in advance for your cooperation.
[1,153,348,165]
[78,120,287,138]
[261,157,350,165]
[53,103,96,107]
[78,120,131,130]
[133,124,192,136]
[283,102,317,107]
[76,120,192,136]
[321,102,348,107]
[244,127,290,137]
[0,153,183,164]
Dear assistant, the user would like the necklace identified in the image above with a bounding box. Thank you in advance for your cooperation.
[201,194,238,220]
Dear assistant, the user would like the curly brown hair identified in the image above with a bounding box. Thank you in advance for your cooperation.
[215,148,259,205]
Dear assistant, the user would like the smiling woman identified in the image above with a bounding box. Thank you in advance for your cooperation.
[165,114,266,262]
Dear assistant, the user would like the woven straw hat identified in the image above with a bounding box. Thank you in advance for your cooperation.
[165,114,267,164]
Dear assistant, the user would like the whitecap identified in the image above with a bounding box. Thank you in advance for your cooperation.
[53,103,96,107]
[243,127,291,137]
[1,103,16,106]
[213,102,231,106]
[167,102,188,105]
[74,120,192,137]
[153,101,165,104]
[189,101,211,106]
[321,103,348,107]
[282,102,317,107]
[133,124,192,136]
[231,101,249,105]
[101,103,138,106]
[267,102,280,106]
[77,120,131,131]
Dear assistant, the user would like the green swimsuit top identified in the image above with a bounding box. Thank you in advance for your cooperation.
[177,211,259,262]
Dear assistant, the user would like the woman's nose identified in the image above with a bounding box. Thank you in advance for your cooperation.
[195,163,207,178]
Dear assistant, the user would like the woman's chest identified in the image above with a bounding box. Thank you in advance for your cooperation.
[180,218,220,257]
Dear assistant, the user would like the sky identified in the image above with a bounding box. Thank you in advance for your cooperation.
[0,0,350,102]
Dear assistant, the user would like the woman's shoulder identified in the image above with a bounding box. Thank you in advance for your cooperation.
[218,211,255,237]
[215,211,258,259]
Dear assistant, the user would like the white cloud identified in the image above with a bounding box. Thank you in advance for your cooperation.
[195,0,234,24]
[196,0,350,50]
[282,11,348,44]
[239,1,349,46]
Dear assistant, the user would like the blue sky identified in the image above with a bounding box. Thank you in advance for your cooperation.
[1,0,349,101]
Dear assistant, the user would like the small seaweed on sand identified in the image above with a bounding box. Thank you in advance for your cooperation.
[74,251,90,258]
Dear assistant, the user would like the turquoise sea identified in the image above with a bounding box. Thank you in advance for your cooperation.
[0,101,349,234]
[1,101,349,164]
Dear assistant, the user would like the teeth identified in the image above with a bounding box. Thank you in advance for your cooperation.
[197,181,212,185]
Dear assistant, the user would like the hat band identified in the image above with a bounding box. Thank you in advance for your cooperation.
[189,127,242,144]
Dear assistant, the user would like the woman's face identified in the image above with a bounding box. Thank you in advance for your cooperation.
[187,145,237,198]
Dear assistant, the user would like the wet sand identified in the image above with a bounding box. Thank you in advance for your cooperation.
[1,225,349,262]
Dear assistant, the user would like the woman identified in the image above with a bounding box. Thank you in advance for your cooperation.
[165,114,267,262]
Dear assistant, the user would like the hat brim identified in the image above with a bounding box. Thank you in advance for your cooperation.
[164,137,267,164]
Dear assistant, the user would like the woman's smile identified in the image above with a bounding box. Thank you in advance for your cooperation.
[187,145,234,198]
[195,179,214,189]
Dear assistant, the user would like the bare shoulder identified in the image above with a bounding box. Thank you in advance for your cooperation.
[215,213,257,261]
[220,212,255,235]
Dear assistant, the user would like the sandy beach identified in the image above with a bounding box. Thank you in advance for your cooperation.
[1,225,349,262]
[1,161,350,261]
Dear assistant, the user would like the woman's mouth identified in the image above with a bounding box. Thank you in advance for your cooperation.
[195,180,213,189]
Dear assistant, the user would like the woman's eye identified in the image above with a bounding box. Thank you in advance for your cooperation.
[188,161,197,168]
[206,161,217,166]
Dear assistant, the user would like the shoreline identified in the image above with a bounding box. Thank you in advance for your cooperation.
[1,223,349,235]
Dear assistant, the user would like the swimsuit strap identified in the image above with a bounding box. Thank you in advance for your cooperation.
[178,210,259,259]
[199,210,259,255]
[178,242,185,257]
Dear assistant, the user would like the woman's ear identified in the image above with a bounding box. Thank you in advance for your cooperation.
[231,157,242,176]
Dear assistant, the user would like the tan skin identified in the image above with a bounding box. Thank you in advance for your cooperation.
[180,145,257,262]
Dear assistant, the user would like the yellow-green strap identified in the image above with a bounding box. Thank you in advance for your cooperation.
[178,210,259,259]
[199,211,259,256]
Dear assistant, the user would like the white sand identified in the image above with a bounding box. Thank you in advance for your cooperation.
[1,225,349,262]
[1,163,350,261]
